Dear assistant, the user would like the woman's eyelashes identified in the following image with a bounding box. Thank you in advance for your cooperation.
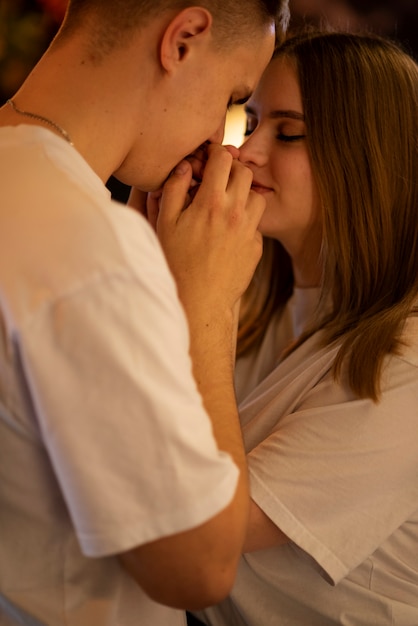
[277,132,306,142]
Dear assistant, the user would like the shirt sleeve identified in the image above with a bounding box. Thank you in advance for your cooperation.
[16,254,238,557]
[247,353,418,585]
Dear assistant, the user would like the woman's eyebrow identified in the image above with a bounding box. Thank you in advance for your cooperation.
[270,109,305,121]
[245,105,305,121]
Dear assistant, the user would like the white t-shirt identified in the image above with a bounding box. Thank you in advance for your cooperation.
[0,126,239,626]
[198,295,418,625]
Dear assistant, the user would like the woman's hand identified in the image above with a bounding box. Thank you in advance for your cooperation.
[154,143,265,316]
[128,143,242,231]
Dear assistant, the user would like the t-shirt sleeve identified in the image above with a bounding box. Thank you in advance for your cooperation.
[247,356,418,585]
[15,243,238,557]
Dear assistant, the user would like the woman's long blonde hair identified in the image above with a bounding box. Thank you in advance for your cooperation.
[238,32,418,401]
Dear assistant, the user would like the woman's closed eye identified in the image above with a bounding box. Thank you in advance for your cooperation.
[276,119,306,142]
[243,117,307,141]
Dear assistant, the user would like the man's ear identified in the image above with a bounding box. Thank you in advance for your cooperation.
[160,7,213,71]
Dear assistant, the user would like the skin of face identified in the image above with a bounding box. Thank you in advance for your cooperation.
[118,26,275,190]
[239,57,322,287]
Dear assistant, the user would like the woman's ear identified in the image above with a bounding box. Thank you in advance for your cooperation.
[159,7,213,71]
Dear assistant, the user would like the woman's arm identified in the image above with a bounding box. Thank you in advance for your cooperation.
[244,500,289,553]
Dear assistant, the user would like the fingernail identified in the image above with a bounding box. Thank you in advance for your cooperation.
[173,161,189,175]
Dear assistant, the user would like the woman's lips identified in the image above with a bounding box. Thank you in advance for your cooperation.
[251,181,273,194]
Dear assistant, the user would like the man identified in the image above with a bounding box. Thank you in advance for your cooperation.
[0,1,288,624]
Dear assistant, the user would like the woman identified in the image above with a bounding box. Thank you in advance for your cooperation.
[193,31,418,625]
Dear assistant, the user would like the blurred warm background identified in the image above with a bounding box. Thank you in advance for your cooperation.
[0,0,66,103]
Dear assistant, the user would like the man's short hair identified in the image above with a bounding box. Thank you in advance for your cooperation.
[59,0,289,56]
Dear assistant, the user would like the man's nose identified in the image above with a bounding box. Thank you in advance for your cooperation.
[208,116,226,145]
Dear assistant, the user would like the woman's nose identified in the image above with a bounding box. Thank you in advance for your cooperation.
[238,132,268,167]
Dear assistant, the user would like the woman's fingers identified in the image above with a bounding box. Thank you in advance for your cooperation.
[158,160,193,227]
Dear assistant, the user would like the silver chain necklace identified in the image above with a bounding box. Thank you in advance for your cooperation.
[7,99,74,146]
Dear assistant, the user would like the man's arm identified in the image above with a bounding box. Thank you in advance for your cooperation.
[119,145,264,608]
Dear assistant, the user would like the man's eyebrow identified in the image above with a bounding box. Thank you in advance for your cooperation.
[245,105,305,121]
